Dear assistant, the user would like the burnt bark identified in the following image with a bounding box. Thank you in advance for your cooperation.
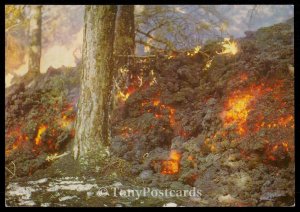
[73,6,117,160]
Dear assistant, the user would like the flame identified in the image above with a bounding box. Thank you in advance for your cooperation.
[5,127,29,156]
[217,38,238,55]
[161,150,181,175]
[222,94,255,135]
[35,124,48,145]
[255,115,294,132]
[266,141,290,161]
[153,99,160,106]
[187,45,202,57]
[117,86,136,102]
[278,115,294,127]
[222,84,269,135]
[204,59,212,70]
[60,115,74,128]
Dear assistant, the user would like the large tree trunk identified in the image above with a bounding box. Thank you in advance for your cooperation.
[73,6,117,160]
[28,5,42,75]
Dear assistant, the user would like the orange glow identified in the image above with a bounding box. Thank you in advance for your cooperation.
[153,99,160,106]
[168,108,176,127]
[223,93,255,135]
[155,114,163,119]
[240,73,248,82]
[5,127,29,155]
[278,115,294,127]
[266,141,290,162]
[221,84,270,135]
[35,124,48,145]
[255,114,294,131]
[161,150,181,175]
[117,85,136,102]
[60,114,74,128]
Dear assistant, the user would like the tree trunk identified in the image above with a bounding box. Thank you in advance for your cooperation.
[73,6,117,160]
[112,6,135,109]
[28,5,42,75]
[114,5,135,67]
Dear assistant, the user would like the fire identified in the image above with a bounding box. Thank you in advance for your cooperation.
[266,141,290,161]
[117,86,136,102]
[278,115,294,127]
[203,59,212,70]
[217,38,238,55]
[255,115,294,132]
[222,84,270,135]
[223,94,255,135]
[60,115,73,128]
[161,150,181,175]
[187,45,201,57]
[35,124,48,145]
[117,91,130,102]
[5,126,30,156]
[153,99,160,106]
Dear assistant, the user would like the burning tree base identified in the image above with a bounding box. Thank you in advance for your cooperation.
[5,20,294,206]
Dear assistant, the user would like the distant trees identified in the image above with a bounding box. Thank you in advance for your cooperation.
[135,5,226,52]
[27,5,42,77]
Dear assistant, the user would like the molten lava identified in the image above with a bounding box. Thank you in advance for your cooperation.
[35,124,48,145]
[161,150,181,175]
[222,84,271,135]
[5,126,29,156]
[223,94,255,135]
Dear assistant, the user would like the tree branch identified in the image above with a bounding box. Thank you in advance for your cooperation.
[136,28,173,50]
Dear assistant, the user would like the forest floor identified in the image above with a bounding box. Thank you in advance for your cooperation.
[5,18,294,207]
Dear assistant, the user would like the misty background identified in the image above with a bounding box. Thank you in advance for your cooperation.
[5,5,294,86]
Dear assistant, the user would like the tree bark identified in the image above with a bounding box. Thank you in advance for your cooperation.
[114,5,135,67]
[28,5,42,75]
[73,6,117,160]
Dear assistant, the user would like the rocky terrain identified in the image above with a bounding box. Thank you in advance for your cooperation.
[5,19,294,207]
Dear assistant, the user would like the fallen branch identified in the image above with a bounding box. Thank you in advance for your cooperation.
[116,55,157,58]
[46,151,70,162]
[5,161,16,178]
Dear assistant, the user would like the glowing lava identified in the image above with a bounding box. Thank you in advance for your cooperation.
[221,84,270,135]
[35,124,48,145]
[161,150,181,175]
[5,126,29,156]
[222,94,255,135]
